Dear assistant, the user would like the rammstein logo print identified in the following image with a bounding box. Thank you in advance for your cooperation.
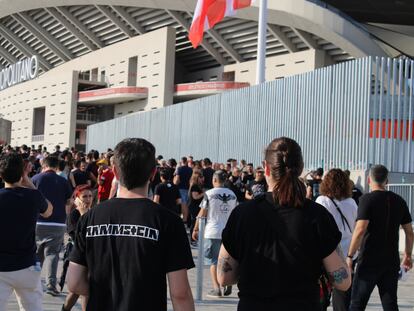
[86,224,159,241]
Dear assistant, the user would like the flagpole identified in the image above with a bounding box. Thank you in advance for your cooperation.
[256,0,268,85]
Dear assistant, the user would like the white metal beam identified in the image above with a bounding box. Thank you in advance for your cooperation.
[292,28,319,50]
[14,12,72,61]
[165,10,227,66]
[267,25,298,53]
[45,7,97,52]
[55,6,103,49]
[0,24,50,71]
[95,5,134,38]
[185,11,242,63]
[110,6,145,35]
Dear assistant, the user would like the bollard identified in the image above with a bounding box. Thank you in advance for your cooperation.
[196,216,206,301]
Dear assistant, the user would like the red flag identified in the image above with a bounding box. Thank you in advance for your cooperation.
[189,0,253,48]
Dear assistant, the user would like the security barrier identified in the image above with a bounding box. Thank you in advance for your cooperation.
[87,56,414,173]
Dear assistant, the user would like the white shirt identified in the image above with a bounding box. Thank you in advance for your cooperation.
[316,196,358,256]
[200,187,238,239]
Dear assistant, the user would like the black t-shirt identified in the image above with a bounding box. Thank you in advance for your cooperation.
[202,167,215,189]
[222,193,341,311]
[0,187,48,271]
[308,179,322,201]
[66,208,81,240]
[226,176,245,202]
[247,179,268,199]
[175,166,193,190]
[357,191,412,271]
[242,173,254,185]
[86,161,98,186]
[72,169,90,187]
[188,184,203,214]
[154,182,181,215]
[70,198,194,311]
[352,187,363,205]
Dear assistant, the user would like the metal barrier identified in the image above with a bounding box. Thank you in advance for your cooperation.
[87,56,414,173]
[196,217,206,301]
[387,184,414,218]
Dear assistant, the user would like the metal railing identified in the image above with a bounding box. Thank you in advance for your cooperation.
[196,217,206,301]
[77,113,100,123]
[32,134,44,142]
[387,184,414,218]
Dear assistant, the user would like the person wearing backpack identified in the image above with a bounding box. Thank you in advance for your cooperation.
[316,169,358,311]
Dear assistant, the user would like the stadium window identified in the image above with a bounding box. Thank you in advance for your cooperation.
[32,107,46,137]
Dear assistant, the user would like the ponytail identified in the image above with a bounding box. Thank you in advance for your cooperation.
[266,137,306,208]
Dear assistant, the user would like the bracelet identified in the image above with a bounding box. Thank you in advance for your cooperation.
[347,255,354,259]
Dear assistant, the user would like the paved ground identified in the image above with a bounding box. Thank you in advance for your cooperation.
[7,247,414,310]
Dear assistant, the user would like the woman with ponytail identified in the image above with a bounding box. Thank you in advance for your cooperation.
[217,137,351,311]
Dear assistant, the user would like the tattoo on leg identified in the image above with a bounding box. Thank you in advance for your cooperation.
[328,267,349,284]
[218,256,233,276]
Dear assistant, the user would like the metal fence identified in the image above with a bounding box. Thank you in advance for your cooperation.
[87,56,414,173]
[387,184,414,218]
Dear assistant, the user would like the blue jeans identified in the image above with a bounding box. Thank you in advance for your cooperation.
[349,266,399,311]
[179,189,189,205]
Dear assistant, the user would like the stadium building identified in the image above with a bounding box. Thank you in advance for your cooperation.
[1,0,412,150]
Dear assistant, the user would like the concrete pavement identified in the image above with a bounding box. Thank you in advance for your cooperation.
[6,247,414,310]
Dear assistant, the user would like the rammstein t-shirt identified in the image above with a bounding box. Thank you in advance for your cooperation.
[70,198,195,311]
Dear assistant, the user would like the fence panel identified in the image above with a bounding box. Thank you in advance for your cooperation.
[87,57,413,172]
[387,184,414,219]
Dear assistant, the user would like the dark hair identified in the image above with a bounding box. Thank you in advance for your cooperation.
[159,168,172,181]
[58,160,66,172]
[0,153,23,183]
[265,137,306,208]
[344,169,351,178]
[213,170,227,184]
[181,157,188,164]
[370,165,388,184]
[43,156,59,169]
[114,138,156,190]
[320,169,352,200]
[203,158,212,166]
[168,158,177,168]
[93,150,100,160]
[315,168,324,177]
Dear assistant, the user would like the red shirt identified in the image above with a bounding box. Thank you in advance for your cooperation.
[98,169,114,200]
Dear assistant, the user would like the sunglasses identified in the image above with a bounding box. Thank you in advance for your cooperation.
[81,195,93,198]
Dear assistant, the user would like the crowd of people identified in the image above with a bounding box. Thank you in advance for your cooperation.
[0,138,412,311]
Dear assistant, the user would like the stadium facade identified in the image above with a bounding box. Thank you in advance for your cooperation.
[0,0,404,150]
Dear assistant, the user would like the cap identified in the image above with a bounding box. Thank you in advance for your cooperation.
[97,159,108,166]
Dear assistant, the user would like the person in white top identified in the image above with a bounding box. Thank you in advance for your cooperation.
[192,170,238,298]
[316,168,358,311]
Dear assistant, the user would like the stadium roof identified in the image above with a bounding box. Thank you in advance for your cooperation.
[0,0,389,74]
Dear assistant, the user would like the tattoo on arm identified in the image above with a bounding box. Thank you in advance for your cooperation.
[327,267,349,284]
[218,256,233,276]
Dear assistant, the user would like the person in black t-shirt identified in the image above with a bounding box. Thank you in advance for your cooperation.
[153,169,182,216]
[0,153,52,309]
[245,167,268,200]
[217,137,351,311]
[347,165,413,311]
[69,160,91,189]
[68,138,195,311]
[226,167,245,202]
[202,158,214,190]
[306,168,323,201]
[187,171,204,245]
[241,163,255,185]
[62,185,93,311]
